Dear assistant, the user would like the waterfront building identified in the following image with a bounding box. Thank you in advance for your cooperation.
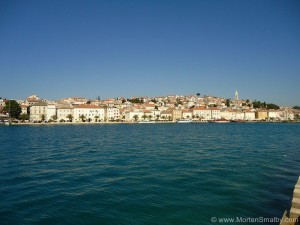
[182,109,192,119]
[172,109,182,121]
[73,105,105,122]
[192,107,211,120]
[30,102,47,121]
[21,104,28,115]
[125,110,144,122]
[244,110,255,120]
[220,109,236,120]
[46,104,56,121]
[268,110,281,121]
[143,110,154,120]
[160,110,172,121]
[106,107,120,121]
[210,107,221,120]
[57,105,73,122]
[255,110,268,120]
[235,111,244,120]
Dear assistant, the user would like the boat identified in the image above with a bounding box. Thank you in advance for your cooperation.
[4,120,11,126]
[177,119,193,123]
[209,119,230,123]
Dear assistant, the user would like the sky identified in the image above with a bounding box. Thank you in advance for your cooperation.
[0,0,300,106]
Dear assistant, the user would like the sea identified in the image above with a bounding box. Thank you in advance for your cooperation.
[0,123,299,225]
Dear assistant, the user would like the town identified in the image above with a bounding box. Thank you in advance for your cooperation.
[0,91,299,124]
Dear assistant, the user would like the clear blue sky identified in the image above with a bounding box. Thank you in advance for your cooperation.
[1,0,299,106]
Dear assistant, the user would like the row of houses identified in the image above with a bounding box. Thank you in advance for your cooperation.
[29,102,120,122]
[29,102,295,122]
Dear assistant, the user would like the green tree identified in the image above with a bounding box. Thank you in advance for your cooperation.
[156,115,160,121]
[266,103,279,110]
[41,114,46,121]
[196,93,200,97]
[252,101,262,108]
[67,114,73,122]
[19,113,29,122]
[293,106,300,110]
[148,115,152,121]
[94,115,99,122]
[168,115,172,121]
[142,115,147,121]
[51,115,58,121]
[226,99,230,107]
[133,115,139,121]
[3,100,21,119]
[79,114,86,122]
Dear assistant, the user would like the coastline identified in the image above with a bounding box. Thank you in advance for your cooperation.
[7,120,299,126]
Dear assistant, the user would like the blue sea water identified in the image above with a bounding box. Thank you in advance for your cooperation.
[0,123,299,225]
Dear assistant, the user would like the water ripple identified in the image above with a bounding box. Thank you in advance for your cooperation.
[0,123,299,225]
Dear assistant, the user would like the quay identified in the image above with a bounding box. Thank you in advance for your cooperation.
[280,176,300,225]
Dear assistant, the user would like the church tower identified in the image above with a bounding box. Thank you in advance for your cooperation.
[234,90,239,109]
[235,90,239,101]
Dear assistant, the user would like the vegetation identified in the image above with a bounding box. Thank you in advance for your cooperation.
[127,98,144,103]
[225,99,230,107]
[2,100,21,119]
[79,114,86,122]
[196,93,200,97]
[51,115,58,121]
[133,115,139,121]
[67,114,73,122]
[142,115,147,120]
[293,106,300,110]
[19,113,29,121]
[252,101,279,109]
[41,114,46,121]
[94,115,99,122]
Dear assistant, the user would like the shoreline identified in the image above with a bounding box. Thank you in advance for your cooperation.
[6,120,300,126]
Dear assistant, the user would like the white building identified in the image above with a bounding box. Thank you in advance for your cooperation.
[244,110,255,121]
[106,107,120,121]
[57,106,73,122]
[193,107,211,120]
[235,111,244,120]
[21,105,28,115]
[210,107,221,120]
[125,110,144,122]
[268,110,280,121]
[182,110,192,119]
[220,110,236,120]
[73,105,105,122]
[30,102,47,121]
[46,104,56,121]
